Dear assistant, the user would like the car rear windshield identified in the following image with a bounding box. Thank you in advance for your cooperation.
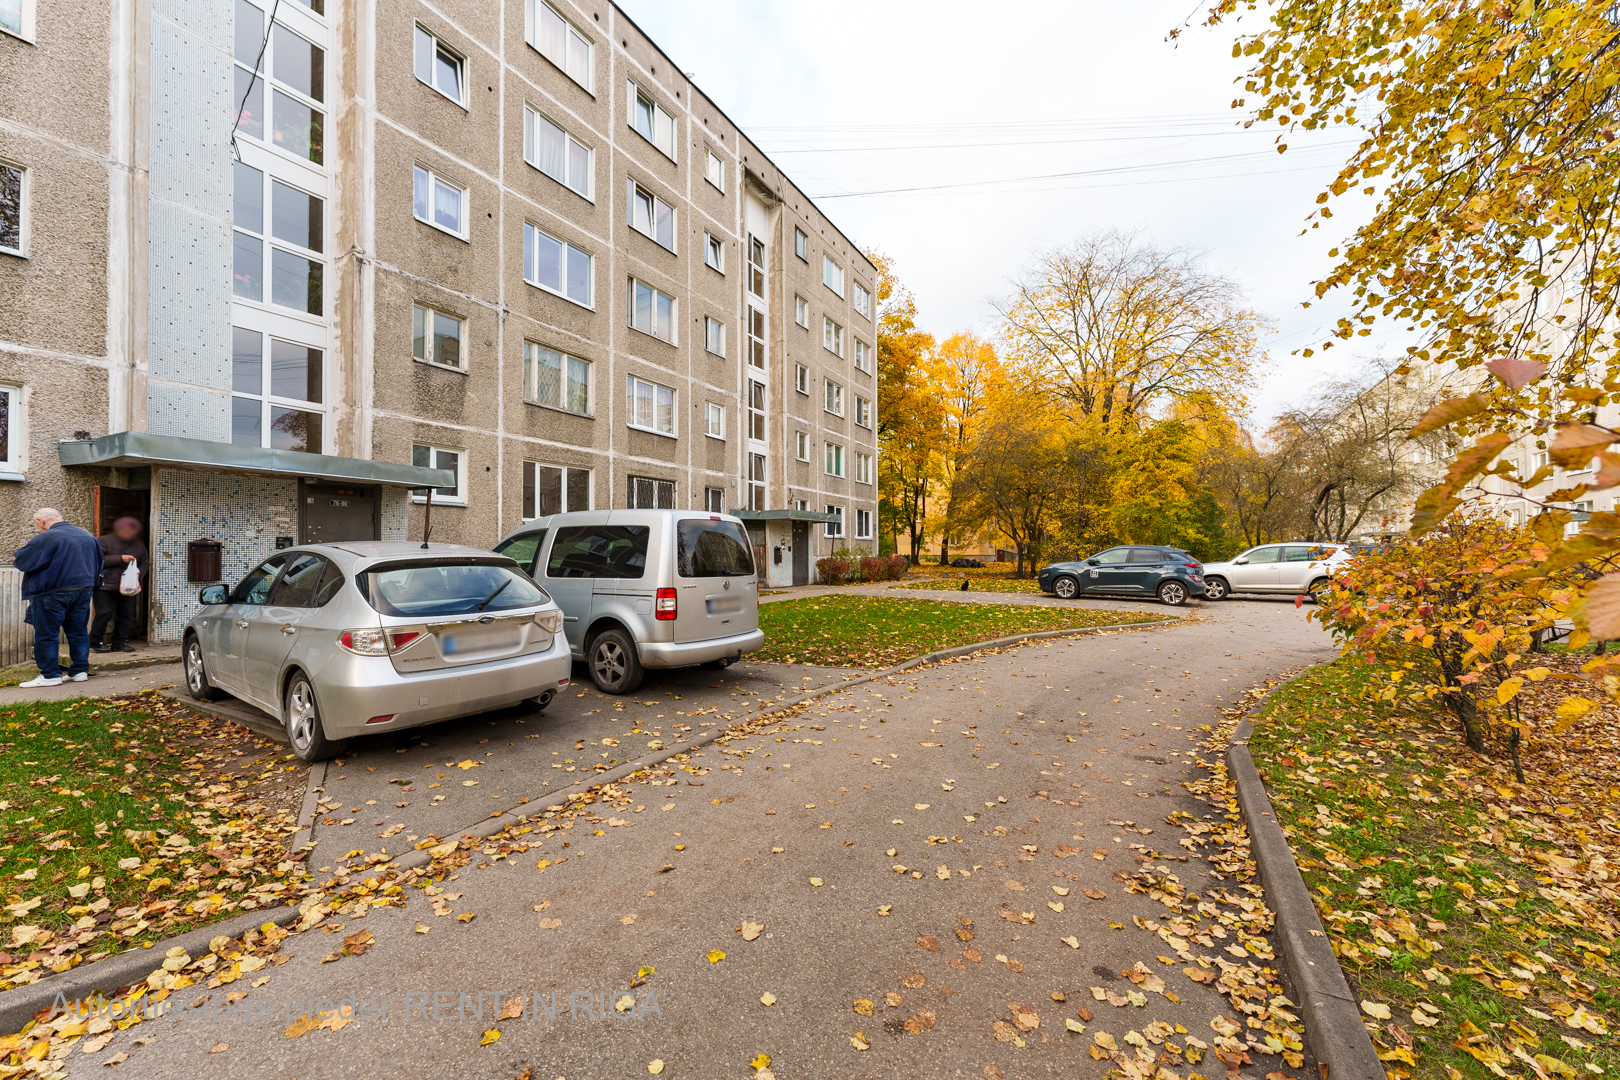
[677,519,755,578]
[546,526,649,579]
[359,559,549,617]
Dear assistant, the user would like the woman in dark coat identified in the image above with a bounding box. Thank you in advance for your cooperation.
[92,516,148,653]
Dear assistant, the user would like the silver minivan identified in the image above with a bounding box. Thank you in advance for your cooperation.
[493,510,764,694]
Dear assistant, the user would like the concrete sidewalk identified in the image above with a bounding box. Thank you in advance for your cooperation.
[0,637,179,687]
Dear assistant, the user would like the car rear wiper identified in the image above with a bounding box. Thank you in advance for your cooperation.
[476,579,512,611]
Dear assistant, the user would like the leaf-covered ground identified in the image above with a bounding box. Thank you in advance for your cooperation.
[1246,658,1619,1080]
[755,596,1160,667]
[0,693,311,994]
[894,576,1045,595]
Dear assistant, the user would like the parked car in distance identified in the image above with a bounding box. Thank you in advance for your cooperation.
[493,510,763,695]
[1199,543,1351,602]
[1036,546,1206,606]
[949,557,985,568]
[184,543,571,762]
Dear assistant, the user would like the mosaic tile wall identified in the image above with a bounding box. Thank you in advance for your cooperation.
[149,468,297,643]
[381,488,408,540]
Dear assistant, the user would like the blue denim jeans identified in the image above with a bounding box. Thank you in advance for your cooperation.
[31,588,92,678]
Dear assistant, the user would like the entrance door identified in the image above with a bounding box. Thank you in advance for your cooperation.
[300,482,379,544]
[792,522,810,586]
[92,485,150,641]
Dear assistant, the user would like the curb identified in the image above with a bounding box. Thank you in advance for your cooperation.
[290,759,328,854]
[1227,710,1384,1080]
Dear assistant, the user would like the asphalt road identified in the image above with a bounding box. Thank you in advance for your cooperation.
[70,596,1337,1079]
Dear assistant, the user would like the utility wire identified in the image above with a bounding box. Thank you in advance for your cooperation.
[230,0,282,163]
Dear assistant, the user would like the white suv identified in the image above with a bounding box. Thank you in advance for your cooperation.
[1199,543,1352,602]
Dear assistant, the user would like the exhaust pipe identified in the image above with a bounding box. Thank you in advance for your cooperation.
[535,689,556,710]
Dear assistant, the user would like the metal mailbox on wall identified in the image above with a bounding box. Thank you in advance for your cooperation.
[186,539,223,583]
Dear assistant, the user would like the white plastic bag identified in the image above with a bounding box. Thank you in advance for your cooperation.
[119,560,141,596]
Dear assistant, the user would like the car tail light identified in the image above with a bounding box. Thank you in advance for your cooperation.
[388,630,422,650]
[338,628,388,655]
[1184,563,1202,570]
[656,587,678,620]
[366,714,395,725]
[533,609,563,636]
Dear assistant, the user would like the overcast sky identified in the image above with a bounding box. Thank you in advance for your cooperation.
[623,0,1413,424]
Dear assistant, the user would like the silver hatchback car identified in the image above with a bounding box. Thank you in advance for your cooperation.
[494,510,763,695]
[183,543,570,761]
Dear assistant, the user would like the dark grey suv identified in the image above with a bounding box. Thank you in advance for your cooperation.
[1036,546,1206,606]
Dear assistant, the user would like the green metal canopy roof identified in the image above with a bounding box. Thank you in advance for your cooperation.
[59,431,455,489]
[731,508,842,523]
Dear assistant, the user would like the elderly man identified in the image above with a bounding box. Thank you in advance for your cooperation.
[12,508,102,688]
[91,516,148,654]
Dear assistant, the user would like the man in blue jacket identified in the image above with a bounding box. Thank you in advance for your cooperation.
[13,508,103,688]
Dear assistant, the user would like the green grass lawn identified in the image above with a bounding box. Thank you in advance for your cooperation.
[1246,659,1620,1080]
[755,595,1162,667]
[0,695,310,992]
[893,576,1045,594]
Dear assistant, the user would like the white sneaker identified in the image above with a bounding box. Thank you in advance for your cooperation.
[18,676,62,688]
[69,673,88,682]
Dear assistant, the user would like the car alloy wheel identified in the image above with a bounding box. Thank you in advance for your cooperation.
[186,640,206,694]
[1203,577,1227,601]
[1309,579,1332,603]
[286,678,319,755]
[1053,575,1079,599]
[1158,580,1188,606]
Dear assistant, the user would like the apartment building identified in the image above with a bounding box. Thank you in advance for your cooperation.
[0,0,879,643]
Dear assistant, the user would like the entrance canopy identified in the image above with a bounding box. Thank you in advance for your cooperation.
[731,508,841,523]
[59,431,454,489]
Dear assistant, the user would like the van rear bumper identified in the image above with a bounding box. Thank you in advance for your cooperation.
[639,628,765,668]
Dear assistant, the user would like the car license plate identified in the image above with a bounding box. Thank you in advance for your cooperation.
[707,597,743,614]
[442,629,520,655]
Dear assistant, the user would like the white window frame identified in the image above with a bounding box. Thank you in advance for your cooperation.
[0,384,24,478]
[526,0,593,92]
[629,474,676,510]
[823,255,844,297]
[703,231,724,273]
[823,317,844,358]
[747,453,767,512]
[745,378,767,443]
[0,0,35,42]
[795,364,809,395]
[413,304,466,371]
[855,395,872,428]
[824,441,845,478]
[854,451,872,485]
[855,508,872,540]
[627,178,676,251]
[795,295,808,328]
[627,277,678,344]
[522,460,591,519]
[795,431,809,462]
[704,148,725,191]
[233,159,326,318]
[628,80,677,160]
[853,338,870,373]
[232,6,327,169]
[523,106,592,200]
[412,444,466,505]
[794,228,807,261]
[626,375,676,437]
[522,340,591,416]
[824,379,844,417]
[0,160,26,257]
[705,486,725,514]
[414,25,467,107]
[704,315,726,357]
[705,401,725,440]
[413,165,468,240]
[824,505,844,539]
[854,282,870,319]
[523,222,593,307]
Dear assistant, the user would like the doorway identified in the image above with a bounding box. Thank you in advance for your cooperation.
[299,482,380,544]
[92,485,151,642]
[792,521,810,586]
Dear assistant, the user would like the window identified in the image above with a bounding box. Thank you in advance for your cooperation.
[706,401,725,439]
[823,317,843,357]
[705,487,725,514]
[853,338,870,373]
[746,234,766,299]
[854,395,871,428]
[547,525,650,578]
[703,231,724,272]
[412,444,464,503]
[527,0,592,91]
[628,475,675,509]
[231,327,324,452]
[824,505,844,539]
[413,165,466,238]
[793,499,808,512]
[854,282,870,319]
[412,305,464,369]
[0,0,35,41]
[795,364,809,394]
[825,441,845,478]
[627,278,677,343]
[748,453,767,512]
[824,379,844,416]
[0,161,24,256]
[628,82,676,159]
[795,295,808,328]
[855,508,872,540]
[746,379,766,442]
[524,223,592,305]
[0,385,22,476]
[794,228,807,261]
[795,431,809,462]
[414,26,465,106]
[823,255,844,296]
[233,160,324,314]
[233,8,326,165]
[705,316,726,357]
[627,179,675,250]
[854,451,872,484]
[523,341,590,415]
[704,148,725,191]
[523,107,591,198]
[745,305,765,369]
[522,461,590,518]
[626,375,675,435]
